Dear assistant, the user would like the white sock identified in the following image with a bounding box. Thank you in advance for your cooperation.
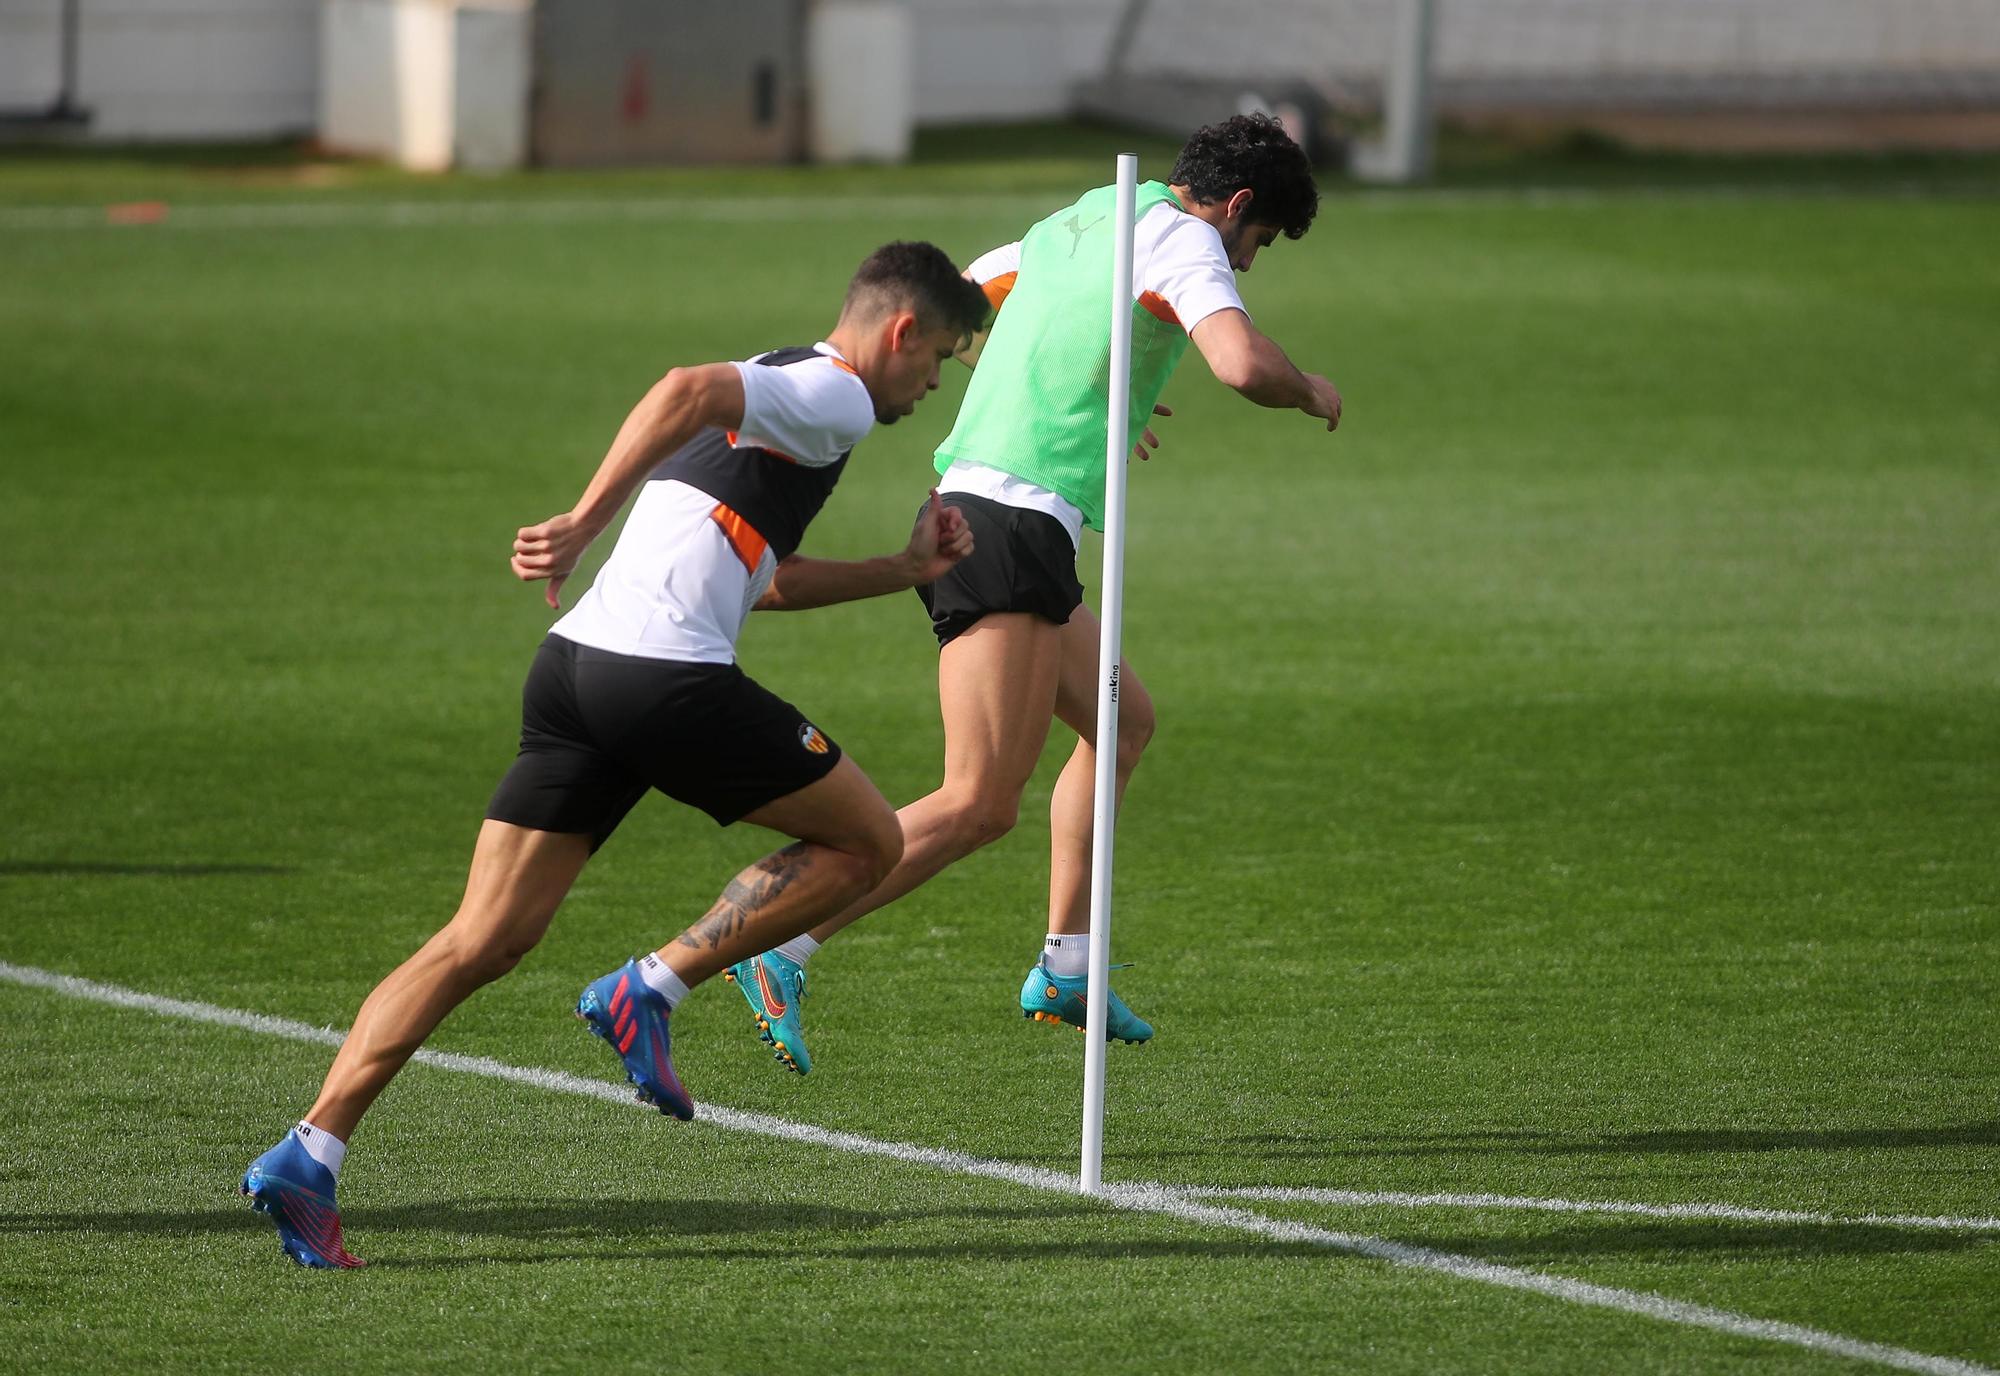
[637,952,690,1010]
[775,934,820,966]
[1042,933,1089,979]
[294,1121,347,1179]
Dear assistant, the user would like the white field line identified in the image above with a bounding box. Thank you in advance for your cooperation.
[0,181,1986,233]
[1192,1186,2000,1235]
[0,959,1992,1376]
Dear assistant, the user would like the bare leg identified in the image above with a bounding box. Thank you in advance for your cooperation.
[655,755,903,985]
[1047,604,1156,936]
[311,760,899,1139]
[808,612,1065,942]
[305,820,592,1141]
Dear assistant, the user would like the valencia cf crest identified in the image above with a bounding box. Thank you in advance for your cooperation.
[798,723,830,755]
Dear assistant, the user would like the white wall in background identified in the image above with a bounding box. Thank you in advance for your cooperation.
[904,0,1122,123]
[811,0,914,161]
[453,3,532,171]
[0,0,319,139]
[320,0,453,170]
[321,0,532,171]
[9,0,1987,146]
[0,0,63,108]
[904,0,2000,121]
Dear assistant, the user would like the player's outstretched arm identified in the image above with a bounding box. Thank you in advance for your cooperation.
[755,490,974,612]
[512,364,746,608]
[1190,307,1343,431]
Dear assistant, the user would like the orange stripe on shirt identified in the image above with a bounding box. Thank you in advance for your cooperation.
[709,502,769,573]
[982,271,1018,312]
[1138,290,1181,326]
[725,430,802,464]
[825,356,860,376]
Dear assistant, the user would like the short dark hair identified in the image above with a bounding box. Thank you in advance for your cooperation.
[843,241,990,339]
[1170,114,1319,240]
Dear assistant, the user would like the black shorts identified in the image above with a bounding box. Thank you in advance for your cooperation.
[485,635,843,849]
[917,491,1085,647]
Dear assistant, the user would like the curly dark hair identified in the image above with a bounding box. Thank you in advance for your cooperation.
[1169,114,1319,240]
[843,241,990,338]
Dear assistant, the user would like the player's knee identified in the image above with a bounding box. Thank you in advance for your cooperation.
[948,793,1018,851]
[435,917,538,985]
[1116,700,1156,773]
[814,846,881,901]
[438,936,517,986]
[855,810,904,887]
[810,809,901,895]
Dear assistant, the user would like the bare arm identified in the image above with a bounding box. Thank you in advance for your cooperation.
[953,242,1022,369]
[755,490,975,612]
[511,363,745,608]
[1189,308,1343,430]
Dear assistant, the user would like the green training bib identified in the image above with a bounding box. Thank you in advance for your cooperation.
[936,181,1194,531]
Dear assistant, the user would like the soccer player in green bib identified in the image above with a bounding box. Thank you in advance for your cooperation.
[726,115,1343,1071]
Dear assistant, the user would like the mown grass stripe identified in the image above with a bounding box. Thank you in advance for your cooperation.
[1191,1185,2000,1235]
[0,180,1988,234]
[1,958,1991,1376]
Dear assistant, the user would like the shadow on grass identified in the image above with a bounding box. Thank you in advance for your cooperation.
[12,1195,1981,1268]
[10,1193,1983,1268]
[0,861,295,878]
[1391,1219,1996,1264]
[0,1197,1084,1243]
[1296,1122,2000,1157]
[365,1238,1347,1270]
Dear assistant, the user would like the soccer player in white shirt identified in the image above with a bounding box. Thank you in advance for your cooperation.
[240,243,989,1268]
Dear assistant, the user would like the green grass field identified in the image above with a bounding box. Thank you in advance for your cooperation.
[2,131,1996,1373]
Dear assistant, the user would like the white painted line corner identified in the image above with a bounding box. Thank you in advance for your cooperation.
[1,959,1992,1376]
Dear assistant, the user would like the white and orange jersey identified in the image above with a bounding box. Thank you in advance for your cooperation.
[947,204,1248,545]
[553,342,874,664]
[964,201,1248,335]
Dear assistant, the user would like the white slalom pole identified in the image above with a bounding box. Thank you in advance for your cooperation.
[1081,152,1139,1195]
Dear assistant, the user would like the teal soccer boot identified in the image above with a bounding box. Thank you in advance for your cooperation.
[1020,964,1153,1044]
[724,950,812,1075]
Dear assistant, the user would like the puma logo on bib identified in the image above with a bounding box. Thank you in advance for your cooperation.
[1062,213,1104,257]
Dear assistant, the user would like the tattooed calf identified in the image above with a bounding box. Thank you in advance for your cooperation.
[676,843,814,952]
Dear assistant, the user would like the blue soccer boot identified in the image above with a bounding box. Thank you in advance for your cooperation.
[240,1132,365,1269]
[577,960,696,1120]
